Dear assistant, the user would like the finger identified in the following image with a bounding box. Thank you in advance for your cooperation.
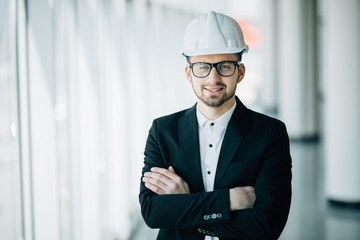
[143,175,169,191]
[145,171,173,185]
[151,167,180,180]
[168,166,175,173]
[144,181,165,195]
[143,172,180,194]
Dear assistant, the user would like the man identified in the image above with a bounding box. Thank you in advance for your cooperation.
[139,11,292,240]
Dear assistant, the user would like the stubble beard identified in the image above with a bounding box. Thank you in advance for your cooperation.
[193,84,237,108]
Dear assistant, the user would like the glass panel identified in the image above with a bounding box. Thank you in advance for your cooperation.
[0,0,23,239]
[53,1,74,239]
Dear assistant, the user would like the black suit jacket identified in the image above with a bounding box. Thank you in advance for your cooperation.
[139,97,292,240]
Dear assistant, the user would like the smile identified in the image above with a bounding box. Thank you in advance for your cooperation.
[205,87,224,93]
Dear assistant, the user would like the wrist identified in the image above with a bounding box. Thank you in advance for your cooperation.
[229,188,236,211]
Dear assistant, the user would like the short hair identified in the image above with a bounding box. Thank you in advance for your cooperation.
[236,52,243,62]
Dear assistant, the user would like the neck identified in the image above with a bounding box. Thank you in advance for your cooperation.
[197,97,236,120]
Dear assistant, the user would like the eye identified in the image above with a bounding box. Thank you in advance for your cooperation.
[193,63,210,71]
[219,63,232,70]
[198,63,210,70]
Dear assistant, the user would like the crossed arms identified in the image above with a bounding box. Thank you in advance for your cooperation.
[139,118,292,239]
[143,166,256,211]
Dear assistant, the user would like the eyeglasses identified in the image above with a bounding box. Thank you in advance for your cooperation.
[189,61,241,78]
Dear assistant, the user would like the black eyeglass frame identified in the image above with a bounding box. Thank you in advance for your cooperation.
[189,61,242,78]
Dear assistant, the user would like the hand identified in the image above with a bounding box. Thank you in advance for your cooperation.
[229,186,256,211]
[143,166,190,195]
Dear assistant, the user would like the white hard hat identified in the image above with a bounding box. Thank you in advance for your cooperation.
[182,11,249,56]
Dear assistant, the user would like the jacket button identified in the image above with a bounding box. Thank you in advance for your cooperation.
[217,213,222,218]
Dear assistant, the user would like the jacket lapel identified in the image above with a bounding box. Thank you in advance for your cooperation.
[178,105,205,192]
[214,98,253,189]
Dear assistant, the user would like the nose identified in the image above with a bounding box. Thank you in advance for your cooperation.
[207,66,222,83]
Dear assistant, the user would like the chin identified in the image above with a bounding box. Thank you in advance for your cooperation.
[204,94,235,108]
[203,98,226,108]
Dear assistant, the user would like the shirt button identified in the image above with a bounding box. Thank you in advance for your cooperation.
[210,122,214,126]
[207,171,211,175]
[209,144,213,148]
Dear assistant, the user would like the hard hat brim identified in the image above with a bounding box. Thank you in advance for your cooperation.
[182,45,248,57]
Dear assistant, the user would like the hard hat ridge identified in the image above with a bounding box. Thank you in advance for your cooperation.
[199,11,228,50]
[182,11,249,57]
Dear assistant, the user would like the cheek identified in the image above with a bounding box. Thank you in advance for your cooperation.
[224,78,238,89]
[192,80,201,90]
[186,72,195,85]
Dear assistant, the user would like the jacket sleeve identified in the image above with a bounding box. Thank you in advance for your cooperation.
[139,120,233,230]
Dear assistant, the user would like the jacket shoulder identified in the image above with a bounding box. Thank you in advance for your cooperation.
[152,106,195,130]
[247,109,286,127]
[235,97,286,129]
[154,109,189,122]
[245,109,289,142]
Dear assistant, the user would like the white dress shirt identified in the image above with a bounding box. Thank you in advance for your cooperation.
[196,102,236,240]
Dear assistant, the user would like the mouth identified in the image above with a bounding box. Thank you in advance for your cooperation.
[204,87,224,94]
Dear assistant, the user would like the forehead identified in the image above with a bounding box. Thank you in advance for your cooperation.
[189,53,238,63]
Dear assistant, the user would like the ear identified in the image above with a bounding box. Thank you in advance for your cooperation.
[185,65,192,84]
[237,64,245,83]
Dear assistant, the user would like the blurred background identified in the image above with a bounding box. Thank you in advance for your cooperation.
[0,0,359,239]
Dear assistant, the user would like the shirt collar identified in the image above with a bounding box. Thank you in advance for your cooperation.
[196,101,237,129]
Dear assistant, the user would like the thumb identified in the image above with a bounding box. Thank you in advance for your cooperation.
[168,166,176,173]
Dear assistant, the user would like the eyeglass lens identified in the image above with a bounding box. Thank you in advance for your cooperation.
[192,61,237,78]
